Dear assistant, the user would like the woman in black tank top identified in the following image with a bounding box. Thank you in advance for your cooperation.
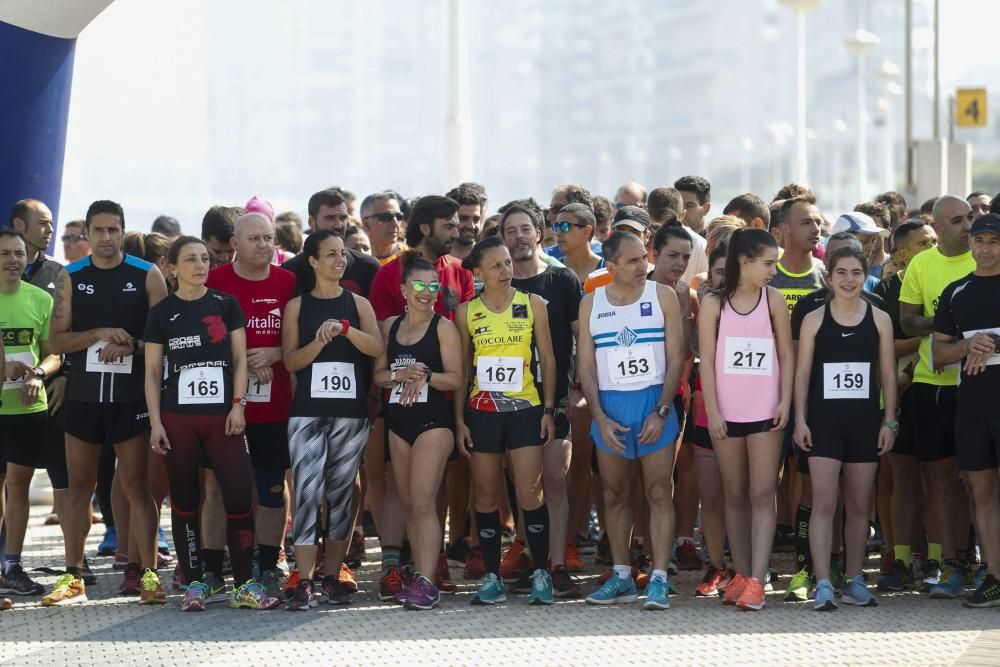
[373,257,463,610]
[792,247,897,610]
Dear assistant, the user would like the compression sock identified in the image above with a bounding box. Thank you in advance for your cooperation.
[795,504,812,574]
[258,544,280,574]
[928,543,943,564]
[894,544,911,565]
[202,548,225,577]
[381,546,400,572]
[476,511,503,576]
[523,504,550,570]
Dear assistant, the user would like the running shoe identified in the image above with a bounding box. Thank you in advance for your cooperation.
[829,557,845,594]
[202,572,229,604]
[879,547,894,576]
[965,573,1000,608]
[564,544,585,573]
[276,548,290,577]
[180,581,208,612]
[922,559,942,591]
[528,568,554,606]
[435,552,457,593]
[595,533,612,565]
[446,537,471,568]
[643,574,670,610]
[575,532,598,555]
[0,565,44,596]
[259,570,283,601]
[735,577,766,611]
[171,563,188,592]
[322,575,350,605]
[346,532,364,569]
[156,551,174,569]
[41,574,86,607]
[286,579,317,611]
[877,559,914,592]
[975,564,988,590]
[676,541,702,571]
[282,571,300,600]
[841,575,878,607]
[695,566,730,597]
[470,573,507,605]
[139,569,166,605]
[338,563,359,594]
[81,557,97,586]
[157,526,170,556]
[509,571,533,595]
[929,561,966,599]
[113,551,128,571]
[120,563,142,596]
[97,526,117,557]
[464,546,486,580]
[231,580,282,609]
[500,541,531,584]
[813,579,837,611]
[784,567,812,602]
[722,574,749,606]
[379,566,404,602]
[404,575,441,610]
[585,572,638,605]
[550,565,582,599]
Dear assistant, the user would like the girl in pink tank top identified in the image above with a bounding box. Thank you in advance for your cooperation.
[697,228,793,611]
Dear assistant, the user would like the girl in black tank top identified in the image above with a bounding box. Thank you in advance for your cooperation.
[372,257,464,609]
[791,247,897,611]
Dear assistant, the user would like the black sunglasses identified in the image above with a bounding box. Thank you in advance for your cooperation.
[62,234,86,242]
[367,212,405,223]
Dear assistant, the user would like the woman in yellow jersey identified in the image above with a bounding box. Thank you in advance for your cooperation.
[455,236,557,606]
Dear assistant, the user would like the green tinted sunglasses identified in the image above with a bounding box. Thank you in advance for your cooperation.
[410,280,440,293]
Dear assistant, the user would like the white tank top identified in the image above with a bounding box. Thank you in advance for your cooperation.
[590,280,666,392]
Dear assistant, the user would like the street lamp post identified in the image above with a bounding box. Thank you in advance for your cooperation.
[779,0,825,185]
[845,29,881,203]
[877,60,902,193]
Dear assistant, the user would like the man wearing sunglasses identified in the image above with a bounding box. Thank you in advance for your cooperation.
[360,192,408,266]
[61,221,90,263]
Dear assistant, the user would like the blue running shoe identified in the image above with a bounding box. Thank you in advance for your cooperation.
[813,579,837,611]
[585,572,638,605]
[643,575,670,610]
[97,526,117,557]
[157,527,170,555]
[929,562,966,599]
[841,575,877,607]
[528,569,554,606]
[471,573,507,605]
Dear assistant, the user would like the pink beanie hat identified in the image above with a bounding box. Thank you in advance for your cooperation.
[245,195,275,221]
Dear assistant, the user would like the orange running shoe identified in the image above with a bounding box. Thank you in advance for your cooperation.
[338,563,358,594]
[564,544,585,573]
[464,546,486,580]
[722,573,749,605]
[736,577,766,611]
[500,541,531,584]
[435,552,457,593]
[283,570,300,598]
[379,566,403,602]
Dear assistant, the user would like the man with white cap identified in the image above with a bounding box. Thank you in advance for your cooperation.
[831,212,890,281]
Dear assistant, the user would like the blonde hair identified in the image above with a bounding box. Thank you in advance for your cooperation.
[705,215,747,256]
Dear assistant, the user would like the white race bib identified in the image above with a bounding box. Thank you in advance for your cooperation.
[86,342,133,374]
[476,356,523,392]
[723,337,773,376]
[2,351,36,389]
[246,377,273,403]
[178,366,224,405]
[823,362,870,399]
[389,380,428,404]
[962,328,1000,367]
[607,343,656,386]
[311,362,356,399]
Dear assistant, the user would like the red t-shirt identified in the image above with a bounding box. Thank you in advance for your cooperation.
[206,263,296,423]
[369,253,474,321]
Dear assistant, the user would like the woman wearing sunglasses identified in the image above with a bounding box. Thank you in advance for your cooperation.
[455,236,558,606]
[373,255,463,610]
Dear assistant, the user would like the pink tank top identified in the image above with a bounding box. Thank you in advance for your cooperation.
[714,288,780,423]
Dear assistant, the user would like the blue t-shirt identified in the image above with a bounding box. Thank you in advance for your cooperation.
[544,242,603,261]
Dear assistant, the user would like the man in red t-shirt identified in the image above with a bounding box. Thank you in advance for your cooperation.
[205,212,296,586]
[366,195,475,597]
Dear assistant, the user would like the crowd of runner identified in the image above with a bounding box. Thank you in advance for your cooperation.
[1,178,999,613]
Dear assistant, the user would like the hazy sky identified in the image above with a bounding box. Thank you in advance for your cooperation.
[59,0,1000,237]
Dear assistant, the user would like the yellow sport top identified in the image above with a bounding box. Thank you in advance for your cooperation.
[466,289,540,413]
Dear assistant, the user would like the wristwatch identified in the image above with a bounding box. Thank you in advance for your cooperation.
[655,404,672,419]
[883,420,899,432]
[232,397,247,407]
[543,407,555,416]
[32,366,46,380]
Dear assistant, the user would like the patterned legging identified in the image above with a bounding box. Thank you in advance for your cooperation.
[287,416,371,545]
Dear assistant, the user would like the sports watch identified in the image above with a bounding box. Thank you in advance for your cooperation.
[655,404,672,419]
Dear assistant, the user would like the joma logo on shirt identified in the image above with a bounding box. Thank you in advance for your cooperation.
[596,311,617,319]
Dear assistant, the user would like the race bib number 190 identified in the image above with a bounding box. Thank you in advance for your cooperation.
[311,362,356,399]
[723,337,773,376]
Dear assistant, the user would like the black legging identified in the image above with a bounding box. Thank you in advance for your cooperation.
[161,412,254,584]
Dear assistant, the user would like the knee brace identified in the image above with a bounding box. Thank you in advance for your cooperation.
[255,469,286,508]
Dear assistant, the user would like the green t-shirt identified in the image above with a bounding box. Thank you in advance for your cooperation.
[1,281,52,415]
[898,246,976,386]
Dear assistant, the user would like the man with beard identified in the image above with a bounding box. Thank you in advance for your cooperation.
[447,184,487,262]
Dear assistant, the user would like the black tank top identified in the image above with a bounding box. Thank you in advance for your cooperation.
[65,254,153,402]
[807,302,881,427]
[290,290,370,418]
[385,314,449,427]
